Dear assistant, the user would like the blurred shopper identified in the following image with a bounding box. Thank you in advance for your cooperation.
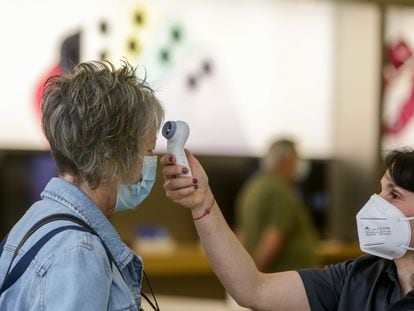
[235,139,319,272]
[0,61,163,310]
[162,148,414,310]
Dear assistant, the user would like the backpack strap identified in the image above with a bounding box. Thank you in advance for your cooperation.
[0,214,117,296]
[0,214,160,310]
[0,225,91,295]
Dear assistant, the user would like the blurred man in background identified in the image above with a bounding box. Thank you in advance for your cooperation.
[235,138,320,272]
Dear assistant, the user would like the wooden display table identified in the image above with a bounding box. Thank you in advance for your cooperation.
[139,244,212,277]
[317,240,362,266]
[138,240,363,277]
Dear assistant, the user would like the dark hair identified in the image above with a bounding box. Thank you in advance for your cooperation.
[385,148,414,192]
[41,60,164,189]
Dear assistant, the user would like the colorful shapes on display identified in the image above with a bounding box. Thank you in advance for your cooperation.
[186,59,214,90]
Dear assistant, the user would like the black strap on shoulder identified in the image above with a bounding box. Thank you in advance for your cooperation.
[7,214,99,272]
[0,225,91,295]
[0,214,115,296]
[0,214,160,310]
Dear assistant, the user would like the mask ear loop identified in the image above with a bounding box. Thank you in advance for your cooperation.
[400,216,414,221]
[401,245,414,252]
[398,216,414,251]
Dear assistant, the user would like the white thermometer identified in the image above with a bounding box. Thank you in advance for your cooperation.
[162,120,192,176]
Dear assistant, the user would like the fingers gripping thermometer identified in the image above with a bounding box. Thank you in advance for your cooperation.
[162,120,192,176]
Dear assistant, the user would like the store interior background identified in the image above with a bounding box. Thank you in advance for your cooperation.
[1,0,414,306]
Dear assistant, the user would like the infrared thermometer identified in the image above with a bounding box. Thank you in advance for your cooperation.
[162,120,192,176]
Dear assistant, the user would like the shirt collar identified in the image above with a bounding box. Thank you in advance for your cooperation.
[41,177,138,269]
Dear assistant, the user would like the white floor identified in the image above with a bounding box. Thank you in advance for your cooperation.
[141,294,251,311]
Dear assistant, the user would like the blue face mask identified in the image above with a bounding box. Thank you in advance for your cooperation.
[115,155,157,212]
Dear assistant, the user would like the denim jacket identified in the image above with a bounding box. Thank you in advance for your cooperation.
[0,177,143,310]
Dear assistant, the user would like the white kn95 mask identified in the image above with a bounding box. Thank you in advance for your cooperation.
[356,194,414,260]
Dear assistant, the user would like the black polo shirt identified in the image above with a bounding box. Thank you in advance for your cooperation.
[298,255,414,310]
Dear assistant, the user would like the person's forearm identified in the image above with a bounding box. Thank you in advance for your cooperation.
[160,151,310,311]
[191,199,262,308]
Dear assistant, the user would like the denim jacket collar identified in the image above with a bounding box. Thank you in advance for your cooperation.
[40,177,137,269]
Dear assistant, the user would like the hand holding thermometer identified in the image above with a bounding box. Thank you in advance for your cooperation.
[162,120,192,176]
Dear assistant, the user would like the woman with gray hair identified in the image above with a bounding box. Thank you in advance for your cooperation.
[0,61,164,310]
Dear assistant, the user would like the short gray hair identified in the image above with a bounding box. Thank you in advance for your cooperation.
[261,139,297,173]
[42,61,164,189]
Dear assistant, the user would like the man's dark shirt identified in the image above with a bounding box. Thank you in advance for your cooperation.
[299,255,414,310]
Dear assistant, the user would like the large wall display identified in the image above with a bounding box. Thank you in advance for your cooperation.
[0,0,335,157]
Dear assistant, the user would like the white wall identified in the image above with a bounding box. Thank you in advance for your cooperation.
[329,2,381,240]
